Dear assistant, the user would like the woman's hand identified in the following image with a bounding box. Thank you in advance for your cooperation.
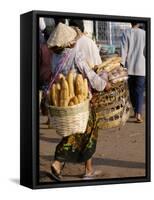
[98,70,108,81]
[104,82,111,91]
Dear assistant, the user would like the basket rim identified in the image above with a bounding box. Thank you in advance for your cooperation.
[48,99,90,110]
[48,99,90,117]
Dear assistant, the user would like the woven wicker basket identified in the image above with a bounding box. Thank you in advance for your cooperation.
[91,81,130,129]
[48,99,89,137]
[91,82,129,108]
[97,100,130,129]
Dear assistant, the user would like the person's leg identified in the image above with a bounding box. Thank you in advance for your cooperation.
[50,137,67,180]
[85,158,94,175]
[128,76,136,114]
[134,76,145,120]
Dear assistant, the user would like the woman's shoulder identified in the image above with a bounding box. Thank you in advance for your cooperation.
[77,35,95,45]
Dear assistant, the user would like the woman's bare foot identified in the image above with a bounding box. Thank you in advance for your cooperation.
[52,160,61,175]
[85,158,94,175]
[50,161,62,181]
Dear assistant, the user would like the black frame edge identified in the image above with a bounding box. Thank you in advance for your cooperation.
[32,10,150,21]
[145,18,151,181]
[20,11,33,189]
[20,10,151,189]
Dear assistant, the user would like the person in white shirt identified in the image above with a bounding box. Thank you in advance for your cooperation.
[69,19,102,69]
[120,22,145,123]
[39,17,46,31]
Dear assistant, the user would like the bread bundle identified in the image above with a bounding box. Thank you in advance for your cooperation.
[49,71,88,107]
[96,56,122,73]
[96,56,128,84]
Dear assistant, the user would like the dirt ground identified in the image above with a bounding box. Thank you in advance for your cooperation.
[39,106,145,183]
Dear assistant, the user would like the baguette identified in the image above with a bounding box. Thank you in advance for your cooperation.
[83,78,88,100]
[75,74,84,95]
[50,84,58,106]
[67,70,75,98]
[60,77,69,107]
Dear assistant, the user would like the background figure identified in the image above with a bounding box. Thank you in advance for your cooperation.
[39,26,52,116]
[120,22,145,123]
[39,26,53,87]
[40,18,67,121]
[69,19,102,69]
[39,18,46,44]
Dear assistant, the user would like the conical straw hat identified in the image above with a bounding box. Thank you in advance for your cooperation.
[47,23,77,48]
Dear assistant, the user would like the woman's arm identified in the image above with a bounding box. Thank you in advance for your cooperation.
[75,52,107,91]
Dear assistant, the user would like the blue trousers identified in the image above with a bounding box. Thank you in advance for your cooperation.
[128,75,145,114]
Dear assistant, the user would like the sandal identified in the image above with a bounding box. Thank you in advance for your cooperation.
[50,162,65,182]
[82,171,96,180]
[136,118,143,123]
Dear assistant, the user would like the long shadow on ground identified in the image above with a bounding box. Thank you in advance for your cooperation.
[40,136,60,143]
[93,157,145,169]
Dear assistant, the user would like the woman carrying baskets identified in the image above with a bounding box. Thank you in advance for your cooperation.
[47,23,110,181]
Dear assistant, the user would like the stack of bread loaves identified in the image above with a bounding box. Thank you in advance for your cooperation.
[49,71,88,107]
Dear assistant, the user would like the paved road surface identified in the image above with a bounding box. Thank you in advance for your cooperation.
[39,107,145,183]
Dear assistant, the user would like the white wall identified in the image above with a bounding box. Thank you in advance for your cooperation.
[0,0,153,199]
[83,20,94,38]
